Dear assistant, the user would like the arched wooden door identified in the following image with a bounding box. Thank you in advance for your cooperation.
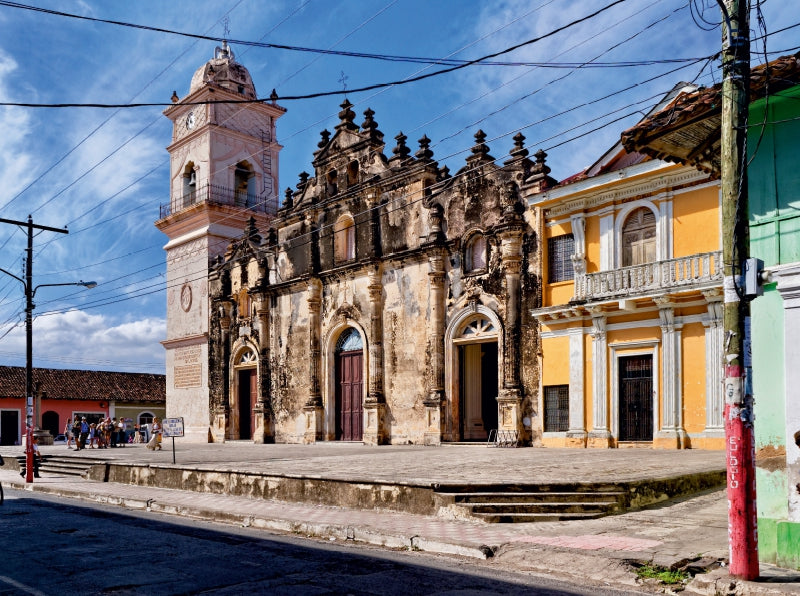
[335,328,363,441]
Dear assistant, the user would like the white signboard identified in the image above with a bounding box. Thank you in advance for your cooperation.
[162,417,185,438]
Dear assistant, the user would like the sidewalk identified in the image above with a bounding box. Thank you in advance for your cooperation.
[2,442,799,593]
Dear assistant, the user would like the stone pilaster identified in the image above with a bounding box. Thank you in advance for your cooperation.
[702,289,725,433]
[364,265,387,445]
[303,277,324,443]
[588,312,611,447]
[654,298,687,449]
[566,326,587,446]
[212,303,232,443]
[424,250,446,445]
[497,227,524,435]
[252,297,273,444]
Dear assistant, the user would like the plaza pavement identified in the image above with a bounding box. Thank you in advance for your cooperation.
[1,442,798,593]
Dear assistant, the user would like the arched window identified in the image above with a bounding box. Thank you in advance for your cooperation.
[334,214,356,263]
[239,350,257,365]
[347,160,359,187]
[234,162,256,208]
[182,163,197,208]
[457,315,497,341]
[622,207,656,267]
[336,327,363,353]
[465,234,487,273]
[327,169,338,196]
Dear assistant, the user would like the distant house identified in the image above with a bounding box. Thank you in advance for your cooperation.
[0,366,165,445]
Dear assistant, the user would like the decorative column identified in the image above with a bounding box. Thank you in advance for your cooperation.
[654,297,687,448]
[588,311,611,447]
[364,264,387,445]
[252,296,273,443]
[303,277,324,443]
[496,181,525,437]
[566,326,587,446]
[703,289,725,433]
[213,302,232,443]
[570,213,587,300]
[498,226,524,435]
[424,249,447,445]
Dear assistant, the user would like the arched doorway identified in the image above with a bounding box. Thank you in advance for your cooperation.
[234,349,258,440]
[42,411,59,437]
[335,328,363,441]
[455,315,499,441]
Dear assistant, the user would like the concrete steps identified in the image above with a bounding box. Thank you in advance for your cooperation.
[15,454,106,477]
[435,487,627,523]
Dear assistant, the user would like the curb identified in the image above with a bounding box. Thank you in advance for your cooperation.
[7,479,491,560]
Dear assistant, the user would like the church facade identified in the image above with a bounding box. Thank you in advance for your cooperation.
[206,101,554,445]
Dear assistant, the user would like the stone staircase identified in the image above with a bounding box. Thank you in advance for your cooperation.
[15,454,106,478]
[434,484,627,523]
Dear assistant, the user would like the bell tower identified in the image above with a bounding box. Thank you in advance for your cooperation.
[156,42,285,442]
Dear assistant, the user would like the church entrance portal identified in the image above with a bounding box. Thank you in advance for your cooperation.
[237,368,257,440]
[334,328,363,441]
[458,341,499,441]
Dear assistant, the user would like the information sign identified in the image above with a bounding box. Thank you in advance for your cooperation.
[162,417,185,438]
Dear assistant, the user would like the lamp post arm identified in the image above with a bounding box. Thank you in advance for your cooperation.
[0,266,25,287]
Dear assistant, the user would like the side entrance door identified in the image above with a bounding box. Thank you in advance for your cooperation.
[238,369,257,440]
[618,355,653,442]
[0,410,19,446]
[336,350,363,441]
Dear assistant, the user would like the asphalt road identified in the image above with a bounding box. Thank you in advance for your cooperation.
[0,488,647,596]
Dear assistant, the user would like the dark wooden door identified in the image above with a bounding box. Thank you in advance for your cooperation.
[238,369,257,440]
[619,355,653,441]
[336,351,363,441]
[0,410,19,446]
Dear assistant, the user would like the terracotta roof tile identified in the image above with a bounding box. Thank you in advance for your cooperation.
[0,366,165,403]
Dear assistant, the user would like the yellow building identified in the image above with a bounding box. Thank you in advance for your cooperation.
[528,123,724,450]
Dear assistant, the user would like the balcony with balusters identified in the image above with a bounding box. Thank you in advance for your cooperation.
[158,183,278,221]
[572,251,723,302]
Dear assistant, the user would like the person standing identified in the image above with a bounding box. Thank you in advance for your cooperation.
[146,417,162,451]
[78,417,89,451]
[72,417,82,450]
[64,420,73,449]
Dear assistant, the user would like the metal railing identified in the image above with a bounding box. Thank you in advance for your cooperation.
[487,429,519,448]
[574,251,722,301]
[158,183,278,220]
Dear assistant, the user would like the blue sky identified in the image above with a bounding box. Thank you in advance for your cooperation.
[0,0,797,374]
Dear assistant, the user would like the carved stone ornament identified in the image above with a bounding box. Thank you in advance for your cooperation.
[180,283,193,312]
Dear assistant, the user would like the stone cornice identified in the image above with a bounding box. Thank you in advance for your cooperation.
[537,167,711,219]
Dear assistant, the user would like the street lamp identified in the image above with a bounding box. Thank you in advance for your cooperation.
[0,215,97,483]
[0,265,96,482]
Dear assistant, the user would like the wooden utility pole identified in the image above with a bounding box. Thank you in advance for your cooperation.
[719,0,759,580]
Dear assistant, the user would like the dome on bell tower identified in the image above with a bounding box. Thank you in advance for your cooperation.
[189,41,256,99]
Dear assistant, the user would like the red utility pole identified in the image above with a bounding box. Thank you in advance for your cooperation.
[718,0,759,580]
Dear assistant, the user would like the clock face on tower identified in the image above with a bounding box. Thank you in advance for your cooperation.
[185,111,196,130]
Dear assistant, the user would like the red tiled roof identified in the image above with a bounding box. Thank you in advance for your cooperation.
[0,366,165,403]
[621,52,800,175]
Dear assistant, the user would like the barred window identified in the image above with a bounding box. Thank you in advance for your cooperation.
[548,234,574,283]
[543,384,569,432]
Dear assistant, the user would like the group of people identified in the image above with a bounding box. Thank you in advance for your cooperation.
[65,416,127,450]
[63,416,162,451]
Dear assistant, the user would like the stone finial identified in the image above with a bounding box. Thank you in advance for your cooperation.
[297,171,310,191]
[318,129,331,149]
[336,99,358,131]
[360,108,383,142]
[525,149,556,191]
[269,89,279,102]
[283,187,294,210]
[501,180,522,223]
[416,135,434,161]
[244,216,261,244]
[468,129,492,161]
[171,90,179,103]
[392,132,411,161]
[267,227,278,248]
